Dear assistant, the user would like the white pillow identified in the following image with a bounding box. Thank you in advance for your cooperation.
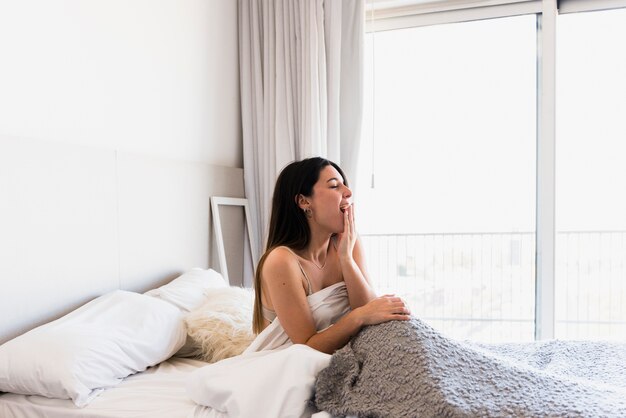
[0,290,186,407]
[145,268,227,312]
[185,287,255,363]
[145,268,229,358]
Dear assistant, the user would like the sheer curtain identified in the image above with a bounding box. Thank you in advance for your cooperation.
[239,0,365,259]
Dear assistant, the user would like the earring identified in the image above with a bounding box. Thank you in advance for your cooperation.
[304,208,313,218]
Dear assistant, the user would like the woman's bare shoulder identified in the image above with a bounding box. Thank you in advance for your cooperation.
[261,246,300,284]
[264,245,297,263]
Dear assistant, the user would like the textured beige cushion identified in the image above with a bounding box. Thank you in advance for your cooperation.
[184,287,255,363]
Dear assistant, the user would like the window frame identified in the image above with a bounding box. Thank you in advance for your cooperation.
[364,0,626,340]
[559,0,626,14]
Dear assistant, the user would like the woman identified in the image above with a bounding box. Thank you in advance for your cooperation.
[248,157,410,354]
[190,156,626,417]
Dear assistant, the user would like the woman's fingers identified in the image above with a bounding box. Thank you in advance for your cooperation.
[338,205,357,260]
[380,296,404,304]
[360,298,412,325]
[390,302,408,310]
[349,205,354,233]
[347,206,354,236]
[343,208,352,243]
[383,297,410,315]
[342,205,355,238]
[383,313,411,321]
[389,304,410,314]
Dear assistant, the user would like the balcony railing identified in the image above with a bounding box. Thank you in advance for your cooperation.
[360,230,626,342]
[556,230,626,340]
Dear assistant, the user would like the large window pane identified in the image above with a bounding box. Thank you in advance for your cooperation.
[358,15,537,343]
[556,8,626,340]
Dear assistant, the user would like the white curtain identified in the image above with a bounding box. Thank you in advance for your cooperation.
[239,0,365,259]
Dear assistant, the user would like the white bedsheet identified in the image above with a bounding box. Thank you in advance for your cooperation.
[0,357,214,418]
[0,280,355,418]
[188,344,331,418]
[185,282,353,418]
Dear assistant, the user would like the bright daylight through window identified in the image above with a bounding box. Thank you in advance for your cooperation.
[555,7,626,341]
[357,15,537,343]
[359,2,626,343]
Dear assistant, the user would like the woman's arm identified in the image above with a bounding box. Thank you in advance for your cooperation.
[337,205,377,309]
[305,295,409,354]
[263,246,409,354]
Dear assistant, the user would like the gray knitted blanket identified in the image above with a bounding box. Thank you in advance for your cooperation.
[314,318,626,417]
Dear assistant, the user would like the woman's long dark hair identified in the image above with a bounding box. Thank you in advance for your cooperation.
[252,157,348,334]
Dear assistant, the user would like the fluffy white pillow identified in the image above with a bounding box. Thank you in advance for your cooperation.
[0,290,186,407]
[145,268,227,312]
[185,287,255,363]
[145,268,228,357]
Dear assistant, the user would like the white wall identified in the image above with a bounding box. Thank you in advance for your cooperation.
[0,0,241,167]
[0,0,244,343]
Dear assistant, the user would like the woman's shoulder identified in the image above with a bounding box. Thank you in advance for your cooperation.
[261,246,300,279]
[265,245,298,261]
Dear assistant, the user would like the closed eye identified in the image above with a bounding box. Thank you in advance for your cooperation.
[326,177,345,188]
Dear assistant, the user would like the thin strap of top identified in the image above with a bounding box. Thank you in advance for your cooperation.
[281,246,314,296]
[261,246,314,322]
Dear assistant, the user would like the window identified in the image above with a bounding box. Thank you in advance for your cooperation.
[555,7,626,340]
[358,15,537,342]
[361,0,626,342]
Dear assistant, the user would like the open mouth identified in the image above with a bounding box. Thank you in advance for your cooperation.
[340,204,350,213]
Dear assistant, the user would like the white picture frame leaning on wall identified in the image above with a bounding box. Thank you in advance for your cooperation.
[210,196,258,286]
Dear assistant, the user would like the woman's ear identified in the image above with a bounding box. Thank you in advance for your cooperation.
[296,194,310,210]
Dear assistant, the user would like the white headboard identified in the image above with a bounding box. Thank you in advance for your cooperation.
[0,135,246,344]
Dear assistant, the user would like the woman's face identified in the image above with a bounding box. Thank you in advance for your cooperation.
[306,165,352,234]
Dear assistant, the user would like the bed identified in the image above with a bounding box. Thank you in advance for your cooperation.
[2,268,626,418]
[0,357,212,418]
[0,268,346,418]
[0,356,346,418]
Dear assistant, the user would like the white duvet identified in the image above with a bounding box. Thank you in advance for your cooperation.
[187,344,331,418]
[186,281,351,418]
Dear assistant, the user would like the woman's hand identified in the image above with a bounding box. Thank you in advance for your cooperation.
[353,294,411,326]
[337,204,357,262]
[336,203,378,309]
